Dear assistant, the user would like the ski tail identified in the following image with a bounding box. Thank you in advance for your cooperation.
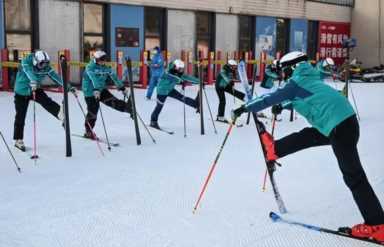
[270,212,384,246]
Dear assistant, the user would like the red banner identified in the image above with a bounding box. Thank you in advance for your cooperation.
[318,21,351,65]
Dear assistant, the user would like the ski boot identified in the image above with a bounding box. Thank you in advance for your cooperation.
[150,120,160,129]
[83,130,97,140]
[15,139,26,152]
[260,131,279,162]
[350,223,384,243]
[216,116,229,124]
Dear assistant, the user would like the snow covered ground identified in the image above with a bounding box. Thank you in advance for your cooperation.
[0,81,383,247]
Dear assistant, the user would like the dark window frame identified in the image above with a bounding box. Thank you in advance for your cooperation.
[144,6,167,51]
[82,2,108,61]
[4,0,38,51]
[276,18,290,55]
[238,15,255,53]
[195,11,215,60]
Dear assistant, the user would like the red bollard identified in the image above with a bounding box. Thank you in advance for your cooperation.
[207,51,214,85]
[187,51,193,75]
[139,50,148,89]
[116,50,124,80]
[259,51,267,83]
[1,49,9,91]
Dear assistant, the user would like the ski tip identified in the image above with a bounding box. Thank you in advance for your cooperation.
[269,212,281,222]
[17,167,22,173]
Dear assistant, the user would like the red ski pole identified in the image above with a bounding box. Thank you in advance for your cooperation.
[193,119,236,214]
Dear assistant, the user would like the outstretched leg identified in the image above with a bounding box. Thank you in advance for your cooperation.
[275,127,330,158]
[168,89,198,108]
[100,89,132,113]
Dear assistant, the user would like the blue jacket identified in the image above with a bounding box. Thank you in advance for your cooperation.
[245,62,355,137]
[82,59,124,97]
[14,54,63,96]
[150,53,164,77]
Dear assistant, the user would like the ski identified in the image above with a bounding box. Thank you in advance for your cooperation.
[148,125,174,135]
[125,57,142,145]
[72,134,120,147]
[270,212,384,246]
[238,60,288,214]
[215,119,244,128]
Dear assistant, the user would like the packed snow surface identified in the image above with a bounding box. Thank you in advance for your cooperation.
[0,81,383,247]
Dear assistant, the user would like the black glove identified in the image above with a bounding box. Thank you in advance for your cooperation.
[271,104,283,115]
[231,105,246,121]
[119,86,129,95]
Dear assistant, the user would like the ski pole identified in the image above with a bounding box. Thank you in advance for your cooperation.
[124,94,156,144]
[183,84,187,138]
[193,118,237,214]
[98,104,111,151]
[203,88,217,134]
[349,84,361,121]
[73,94,104,156]
[31,91,39,161]
[0,131,21,173]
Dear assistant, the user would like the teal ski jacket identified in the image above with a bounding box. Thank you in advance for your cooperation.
[14,54,63,96]
[245,62,355,136]
[82,59,124,97]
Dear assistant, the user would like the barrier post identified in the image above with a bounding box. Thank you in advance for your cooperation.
[1,49,9,91]
[207,51,214,85]
[259,51,267,83]
[116,50,124,80]
[140,50,148,89]
[187,51,193,75]
[316,52,320,62]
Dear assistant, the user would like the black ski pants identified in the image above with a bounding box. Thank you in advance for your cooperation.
[84,89,131,132]
[151,89,198,122]
[13,89,61,140]
[215,83,245,117]
[275,115,384,225]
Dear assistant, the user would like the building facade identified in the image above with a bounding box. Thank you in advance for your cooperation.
[4,0,379,84]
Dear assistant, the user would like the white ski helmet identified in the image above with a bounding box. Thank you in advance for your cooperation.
[93,50,107,60]
[173,59,185,70]
[322,57,335,67]
[33,50,50,69]
[279,51,308,69]
[228,59,237,66]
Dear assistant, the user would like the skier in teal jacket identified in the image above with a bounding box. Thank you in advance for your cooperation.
[315,57,335,80]
[13,51,75,151]
[215,60,245,123]
[232,51,384,242]
[150,59,199,129]
[82,50,132,138]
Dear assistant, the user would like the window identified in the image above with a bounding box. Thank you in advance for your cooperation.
[307,20,319,60]
[276,18,290,55]
[239,15,254,52]
[145,7,166,50]
[196,12,215,60]
[4,0,33,52]
[83,3,105,62]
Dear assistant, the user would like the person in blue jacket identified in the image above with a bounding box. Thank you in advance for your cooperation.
[13,50,75,151]
[146,46,164,100]
[150,59,199,129]
[232,51,384,242]
[82,50,131,138]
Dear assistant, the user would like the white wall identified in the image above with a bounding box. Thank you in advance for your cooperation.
[39,0,80,83]
[351,0,384,67]
[215,14,238,52]
[305,1,351,22]
[167,9,195,61]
